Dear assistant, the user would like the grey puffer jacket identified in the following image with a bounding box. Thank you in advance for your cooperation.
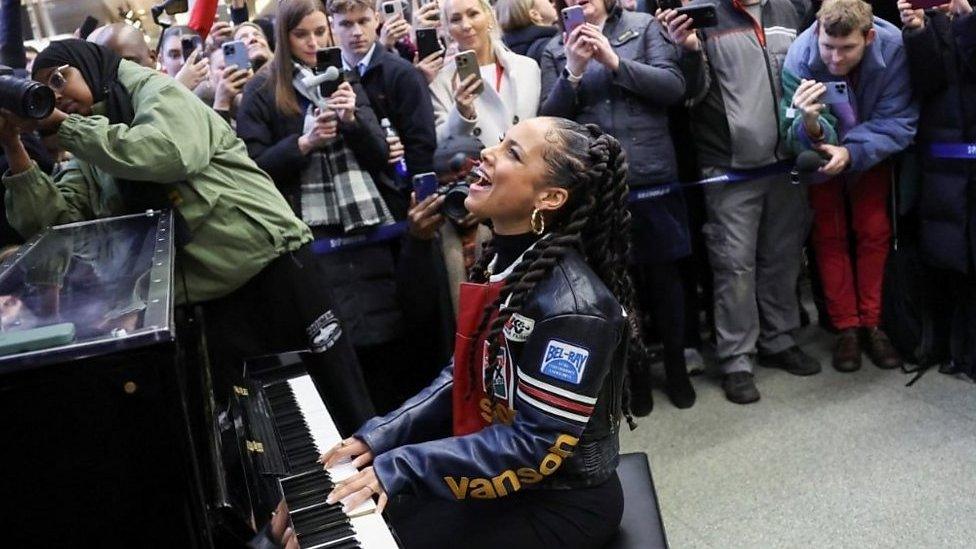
[540,7,691,263]
[540,7,685,186]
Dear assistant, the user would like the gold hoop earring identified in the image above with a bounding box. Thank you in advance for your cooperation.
[531,208,545,235]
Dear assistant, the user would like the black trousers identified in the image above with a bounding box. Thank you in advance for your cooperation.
[633,261,687,374]
[386,474,623,549]
[200,244,374,435]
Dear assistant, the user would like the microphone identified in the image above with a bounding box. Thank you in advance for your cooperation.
[300,66,341,89]
[791,150,827,184]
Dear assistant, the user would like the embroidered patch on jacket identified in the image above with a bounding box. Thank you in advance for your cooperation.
[540,340,589,385]
[307,310,342,352]
[503,313,535,343]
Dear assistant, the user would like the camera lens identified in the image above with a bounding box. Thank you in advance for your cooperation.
[0,75,55,120]
[441,183,470,222]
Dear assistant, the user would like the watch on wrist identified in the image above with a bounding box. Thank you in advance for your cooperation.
[562,67,583,84]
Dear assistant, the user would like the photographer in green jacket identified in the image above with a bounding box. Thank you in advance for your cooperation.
[0,39,373,431]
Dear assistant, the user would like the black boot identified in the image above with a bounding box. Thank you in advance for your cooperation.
[664,355,696,409]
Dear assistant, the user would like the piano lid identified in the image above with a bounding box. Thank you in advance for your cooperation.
[0,211,174,372]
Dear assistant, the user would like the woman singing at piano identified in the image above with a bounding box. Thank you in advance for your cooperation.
[321,117,649,549]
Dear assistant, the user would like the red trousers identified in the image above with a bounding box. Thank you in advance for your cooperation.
[809,164,892,330]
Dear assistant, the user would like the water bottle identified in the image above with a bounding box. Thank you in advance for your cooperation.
[381,118,409,180]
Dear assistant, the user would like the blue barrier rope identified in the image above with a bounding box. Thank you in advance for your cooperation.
[312,160,796,255]
[929,143,976,160]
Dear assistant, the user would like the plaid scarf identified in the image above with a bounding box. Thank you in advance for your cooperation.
[293,65,393,232]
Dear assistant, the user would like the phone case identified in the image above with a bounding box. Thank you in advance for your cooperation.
[417,29,442,60]
[676,4,718,29]
[455,50,484,96]
[909,0,948,9]
[823,82,850,105]
[316,47,344,97]
[561,7,585,34]
[222,41,251,71]
[413,173,438,202]
[181,38,196,62]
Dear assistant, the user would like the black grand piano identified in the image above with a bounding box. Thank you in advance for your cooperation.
[0,212,397,548]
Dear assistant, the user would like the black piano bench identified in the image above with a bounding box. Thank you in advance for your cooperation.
[606,452,669,549]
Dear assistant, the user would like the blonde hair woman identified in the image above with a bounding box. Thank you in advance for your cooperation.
[495,0,558,64]
[428,0,540,147]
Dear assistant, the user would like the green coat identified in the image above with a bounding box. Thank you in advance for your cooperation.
[4,60,311,303]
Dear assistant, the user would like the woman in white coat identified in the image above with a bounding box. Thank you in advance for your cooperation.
[430,0,541,147]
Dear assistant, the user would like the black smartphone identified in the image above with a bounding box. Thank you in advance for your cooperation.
[657,0,682,10]
[675,4,718,29]
[315,47,345,97]
[416,28,442,60]
[164,0,189,15]
[181,36,200,62]
[78,16,99,39]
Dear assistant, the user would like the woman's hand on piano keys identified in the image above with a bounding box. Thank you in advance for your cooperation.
[319,437,374,469]
[326,466,389,514]
[282,527,299,549]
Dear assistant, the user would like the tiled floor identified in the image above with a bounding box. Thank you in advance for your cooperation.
[620,325,976,548]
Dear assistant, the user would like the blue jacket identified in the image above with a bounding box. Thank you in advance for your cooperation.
[355,250,627,500]
[781,17,919,172]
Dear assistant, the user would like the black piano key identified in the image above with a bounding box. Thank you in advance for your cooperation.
[292,505,347,534]
[282,476,333,497]
[282,470,331,489]
[328,540,362,549]
[296,521,356,548]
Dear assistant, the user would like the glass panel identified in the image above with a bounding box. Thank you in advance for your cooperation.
[0,212,173,367]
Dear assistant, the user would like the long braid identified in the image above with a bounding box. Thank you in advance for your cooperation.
[466,118,649,425]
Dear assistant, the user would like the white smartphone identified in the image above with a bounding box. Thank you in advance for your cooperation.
[381,0,404,18]
[822,81,851,105]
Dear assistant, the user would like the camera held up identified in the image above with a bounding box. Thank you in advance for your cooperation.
[0,66,55,120]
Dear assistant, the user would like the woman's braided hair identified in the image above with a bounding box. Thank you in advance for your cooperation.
[467,118,648,425]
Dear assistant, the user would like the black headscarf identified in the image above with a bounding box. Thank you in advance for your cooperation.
[31,40,190,245]
[32,39,135,126]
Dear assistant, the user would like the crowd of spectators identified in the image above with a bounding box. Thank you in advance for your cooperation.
[0,0,974,415]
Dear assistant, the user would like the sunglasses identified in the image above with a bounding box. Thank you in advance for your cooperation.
[46,65,70,93]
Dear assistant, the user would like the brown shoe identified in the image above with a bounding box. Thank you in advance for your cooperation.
[862,327,903,370]
[833,328,861,372]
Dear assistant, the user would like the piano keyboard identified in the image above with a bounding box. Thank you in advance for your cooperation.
[265,376,398,548]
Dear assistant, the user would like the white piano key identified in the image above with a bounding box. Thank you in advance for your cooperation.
[352,513,400,549]
[285,376,376,514]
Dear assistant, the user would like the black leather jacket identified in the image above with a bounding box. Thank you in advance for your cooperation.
[355,249,627,500]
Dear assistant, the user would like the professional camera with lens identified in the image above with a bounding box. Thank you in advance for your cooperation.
[437,177,470,223]
[0,66,55,120]
[433,136,483,223]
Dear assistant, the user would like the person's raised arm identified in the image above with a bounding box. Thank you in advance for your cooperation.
[53,78,213,183]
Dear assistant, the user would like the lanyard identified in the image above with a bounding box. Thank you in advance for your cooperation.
[494,63,504,93]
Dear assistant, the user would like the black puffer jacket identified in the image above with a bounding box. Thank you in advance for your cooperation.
[356,249,627,498]
[904,11,976,273]
[502,24,558,65]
